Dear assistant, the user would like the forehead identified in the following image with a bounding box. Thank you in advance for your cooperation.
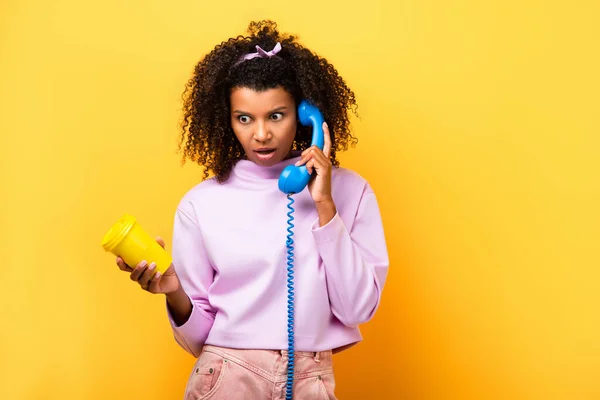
[230,87,295,112]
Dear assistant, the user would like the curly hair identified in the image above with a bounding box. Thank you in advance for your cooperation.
[178,20,359,183]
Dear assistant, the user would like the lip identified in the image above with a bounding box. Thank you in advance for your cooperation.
[253,148,276,161]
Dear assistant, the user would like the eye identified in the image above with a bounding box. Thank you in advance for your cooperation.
[238,115,251,124]
[270,112,284,121]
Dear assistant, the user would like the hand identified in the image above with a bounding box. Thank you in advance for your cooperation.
[116,237,181,295]
[295,121,334,204]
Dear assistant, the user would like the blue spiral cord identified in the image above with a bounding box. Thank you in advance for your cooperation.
[285,194,296,400]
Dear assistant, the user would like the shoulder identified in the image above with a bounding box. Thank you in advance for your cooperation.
[330,165,378,219]
[330,165,381,228]
[175,177,223,220]
[331,165,373,195]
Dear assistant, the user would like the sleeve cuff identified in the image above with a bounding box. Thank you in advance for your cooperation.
[166,296,214,355]
[311,211,347,243]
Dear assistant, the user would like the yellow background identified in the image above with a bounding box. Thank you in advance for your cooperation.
[1,0,599,399]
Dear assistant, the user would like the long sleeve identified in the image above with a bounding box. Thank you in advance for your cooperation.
[311,184,389,328]
[166,206,216,357]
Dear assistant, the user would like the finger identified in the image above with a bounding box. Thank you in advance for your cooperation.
[301,145,314,157]
[130,260,148,281]
[310,147,329,164]
[308,148,330,170]
[295,150,314,167]
[148,271,162,293]
[312,158,330,176]
[323,122,332,158]
[156,236,165,249]
[295,155,307,167]
[306,160,315,174]
[301,145,323,158]
[116,256,133,272]
[139,262,157,289]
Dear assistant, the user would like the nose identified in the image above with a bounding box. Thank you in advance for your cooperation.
[253,120,271,143]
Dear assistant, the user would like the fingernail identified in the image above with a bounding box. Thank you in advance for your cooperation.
[155,272,161,279]
[149,262,156,270]
[140,260,148,268]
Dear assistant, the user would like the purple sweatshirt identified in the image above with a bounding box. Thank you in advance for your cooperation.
[167,152,389,357]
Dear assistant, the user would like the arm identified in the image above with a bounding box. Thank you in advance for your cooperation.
[166,207,216,357]
[311,185,389,328]
[165,287,193,327]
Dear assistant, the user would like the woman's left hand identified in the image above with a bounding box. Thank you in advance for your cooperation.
[294,122,337,225]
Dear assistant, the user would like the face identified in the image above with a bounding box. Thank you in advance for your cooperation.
[230,86,297,166]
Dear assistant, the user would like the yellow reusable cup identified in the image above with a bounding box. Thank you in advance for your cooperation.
[101,214,172,274]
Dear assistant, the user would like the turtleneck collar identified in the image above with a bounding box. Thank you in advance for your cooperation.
[231,150,303,181]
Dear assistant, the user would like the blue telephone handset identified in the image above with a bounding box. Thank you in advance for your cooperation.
[278,99,325,399]
[278,100,325,195]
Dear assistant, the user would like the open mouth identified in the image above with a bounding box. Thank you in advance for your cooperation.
[255,148,275,154]
[254,148,276,160]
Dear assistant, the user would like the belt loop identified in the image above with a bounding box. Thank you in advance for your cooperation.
[314,351,320,363]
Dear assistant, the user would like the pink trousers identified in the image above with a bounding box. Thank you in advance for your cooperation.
[183,345,338,400]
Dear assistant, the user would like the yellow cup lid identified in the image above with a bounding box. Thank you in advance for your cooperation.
[101,213,136,252]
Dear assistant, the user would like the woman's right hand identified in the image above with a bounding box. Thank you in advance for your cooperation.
[116,237,181,295]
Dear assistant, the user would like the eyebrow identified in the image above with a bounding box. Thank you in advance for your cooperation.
[232,106,288,115]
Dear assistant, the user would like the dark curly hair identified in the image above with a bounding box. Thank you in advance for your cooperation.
[178,20,359,183]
